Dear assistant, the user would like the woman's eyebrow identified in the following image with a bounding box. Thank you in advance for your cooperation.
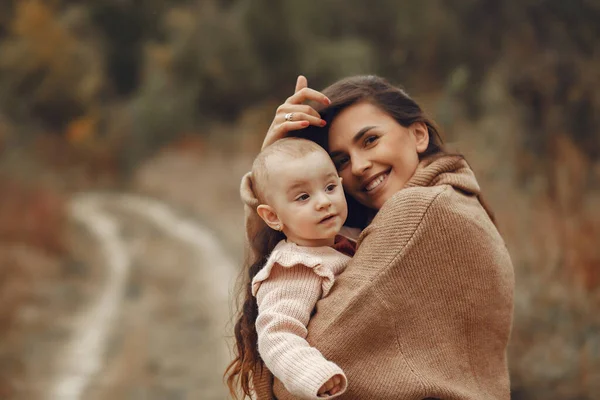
[329,126,377,158]
[352,126,377,144]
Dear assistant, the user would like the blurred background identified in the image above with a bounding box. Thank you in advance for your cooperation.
[0,0,598,399]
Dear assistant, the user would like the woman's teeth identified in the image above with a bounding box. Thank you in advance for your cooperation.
[366,173,387,191]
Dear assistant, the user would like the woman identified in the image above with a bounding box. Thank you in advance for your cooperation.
[230,75,514,399]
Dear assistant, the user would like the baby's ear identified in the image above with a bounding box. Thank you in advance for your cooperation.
[339,177,343,183]
[257,204,282,231]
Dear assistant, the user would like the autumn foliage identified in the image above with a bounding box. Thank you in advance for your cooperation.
[0,0,598,398]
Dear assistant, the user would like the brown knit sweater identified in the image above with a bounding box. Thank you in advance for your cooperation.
[246,155,515,400]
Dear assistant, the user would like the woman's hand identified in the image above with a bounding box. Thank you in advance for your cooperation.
[262,75,331,150]
[317,374,344,397]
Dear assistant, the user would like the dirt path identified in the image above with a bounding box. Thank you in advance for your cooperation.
[48,193,237,400]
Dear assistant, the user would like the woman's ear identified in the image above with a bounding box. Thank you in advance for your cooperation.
[411,122,430,154]
[257,204,283,231]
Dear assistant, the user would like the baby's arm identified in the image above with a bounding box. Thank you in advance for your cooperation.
[255,263,347,399]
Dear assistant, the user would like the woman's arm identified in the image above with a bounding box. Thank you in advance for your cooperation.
[274,183,514,399]
[255,263,347,399]
[252,365,274,400]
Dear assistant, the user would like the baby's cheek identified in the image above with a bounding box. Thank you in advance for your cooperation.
[303,221,319,235]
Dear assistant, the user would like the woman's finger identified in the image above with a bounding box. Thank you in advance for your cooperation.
[261,75,328,150]
[278,103,322,119]
[279,111,325,127]
[274,120,310,135]
[261,111,325,150]
[295,75,308,93]
[286,87,331,106]
[271,121,309,140]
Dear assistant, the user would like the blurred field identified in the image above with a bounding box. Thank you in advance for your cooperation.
[0,0,599,399]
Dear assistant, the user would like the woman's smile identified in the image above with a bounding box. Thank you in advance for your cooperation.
[363,170,390,192]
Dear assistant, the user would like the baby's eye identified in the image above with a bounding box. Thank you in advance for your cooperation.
[325,184,337,192]
[295,194,309,201]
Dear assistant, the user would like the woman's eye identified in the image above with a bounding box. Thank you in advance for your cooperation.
[295,194,309,201]
[364,135,378,146]
[334,157,349,170]
[326,184,337,192]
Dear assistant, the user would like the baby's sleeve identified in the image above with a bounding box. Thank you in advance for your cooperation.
[254,263,347,399]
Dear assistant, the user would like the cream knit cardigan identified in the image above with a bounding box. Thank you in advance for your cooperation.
[251,240,351,399]
[241,155,515,400]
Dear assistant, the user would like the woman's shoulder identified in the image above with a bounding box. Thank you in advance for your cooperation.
[372,185,449,226]
[351,185,500,280]
[354,186,445,253]
[359,183,485,246]
[371,154,484,226]
[377,181,485,222]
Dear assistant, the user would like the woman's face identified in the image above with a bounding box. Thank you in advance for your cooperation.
[328,102,429,210]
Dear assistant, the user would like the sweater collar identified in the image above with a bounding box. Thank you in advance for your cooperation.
[404,154,481,196]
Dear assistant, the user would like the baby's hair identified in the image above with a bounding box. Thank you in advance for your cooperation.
[252,137,329,204]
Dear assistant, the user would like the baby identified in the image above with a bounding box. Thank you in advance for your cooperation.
[238,137,354,399]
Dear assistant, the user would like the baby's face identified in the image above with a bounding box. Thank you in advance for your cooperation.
[268,151,348,247]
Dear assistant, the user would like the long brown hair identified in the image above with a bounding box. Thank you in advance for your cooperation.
[298,75,496,228]
[224,222,283,399]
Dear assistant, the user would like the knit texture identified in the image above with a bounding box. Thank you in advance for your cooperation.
[248,154,515,400]
[252,240,352,399]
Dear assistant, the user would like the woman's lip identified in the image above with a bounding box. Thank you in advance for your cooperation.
[362,171,390,193]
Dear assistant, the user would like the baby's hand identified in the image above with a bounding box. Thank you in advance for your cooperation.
[317,374,344,397]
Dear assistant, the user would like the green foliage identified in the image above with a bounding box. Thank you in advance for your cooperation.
[0,2,104,131]
[167,2,265,117]
[0,0,597,165]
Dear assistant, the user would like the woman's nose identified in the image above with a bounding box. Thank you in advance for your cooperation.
[351,154,372,176]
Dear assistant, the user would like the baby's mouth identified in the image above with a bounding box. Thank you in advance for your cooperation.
[319,214,337,224]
